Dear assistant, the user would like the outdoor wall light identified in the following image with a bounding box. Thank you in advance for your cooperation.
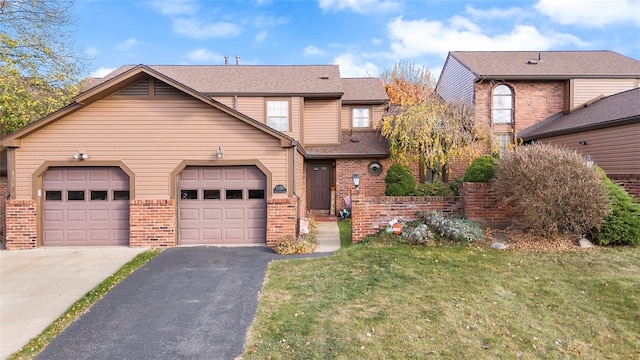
[579,140,587,145]
[584,154,595,167]
[216,147,224,159]
[351,173,360,189]
[73,152,88,161]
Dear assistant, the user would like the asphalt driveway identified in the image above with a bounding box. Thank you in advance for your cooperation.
[36,247,328,360]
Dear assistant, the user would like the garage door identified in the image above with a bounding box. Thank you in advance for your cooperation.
[178,166,266,245]
[43,167,130,246]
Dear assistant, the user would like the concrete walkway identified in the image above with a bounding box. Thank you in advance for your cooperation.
[315,219,341,253]
[0,247,146,360]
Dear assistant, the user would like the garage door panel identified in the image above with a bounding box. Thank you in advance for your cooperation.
[178,166,266,244]
[180,208,199,220]
[43,167,130,246]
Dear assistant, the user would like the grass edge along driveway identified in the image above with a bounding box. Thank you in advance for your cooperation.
[243,235,640,359]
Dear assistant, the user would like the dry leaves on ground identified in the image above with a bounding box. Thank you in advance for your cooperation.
[481,228,592,252]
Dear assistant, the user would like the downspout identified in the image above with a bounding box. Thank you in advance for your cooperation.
[292,142,301,237]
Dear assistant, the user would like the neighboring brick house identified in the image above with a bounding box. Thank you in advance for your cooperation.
[0,64,389,250]
[519,87,640,199]
[436,50,640,177]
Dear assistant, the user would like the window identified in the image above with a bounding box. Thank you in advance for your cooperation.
[226,190,243,200]
[45,191,62,201]
[68,190,85,201]
[352,108,370,128]
[496,133,514,157]
[492,84,513,124]
[113,190,130,200]
[91,191,108,201]
[266,100,289,131]
[203,190,221,200]
[248,190,265,199]
[181,190,198,200]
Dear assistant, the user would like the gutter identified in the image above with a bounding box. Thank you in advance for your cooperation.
[292,141,301,237]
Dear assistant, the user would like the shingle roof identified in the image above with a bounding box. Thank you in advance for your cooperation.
[87,65,344,96]
[304,131,390,158]
[341,78,389,103]
[451,51,640,79]
[519,87,640,140]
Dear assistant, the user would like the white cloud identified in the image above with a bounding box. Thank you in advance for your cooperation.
[535,0,640,27]
[371,37,383,45]
[255,30,268,42]
[85,47,99,57]
[89,67,115,78]
[334,53,380,77]
[148,0,198,16]
[186,48,222,63]
[465,6,524,20]
[303,45,326,56]
[116,38,140,51]
[318,0,400,13]
[173,18,243,39]
[385,16,586,60]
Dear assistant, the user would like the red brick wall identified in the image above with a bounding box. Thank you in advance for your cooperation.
[0,175,7,242]
[475,80,566,139]
[266,197,297,247]
[351,190,463,243]
[129,200,176,247]
[609,174,640,201]
[5,200,37,250]
[461,182,516,229]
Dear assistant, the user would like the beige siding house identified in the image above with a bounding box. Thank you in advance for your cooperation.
[1,65,389,250]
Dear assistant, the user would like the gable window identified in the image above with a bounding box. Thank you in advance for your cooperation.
[352,107,371,128]
[492,84,513,124]
[266,100,289,132]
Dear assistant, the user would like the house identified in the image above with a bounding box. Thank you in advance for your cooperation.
[519,87,640,199]
[0,64,389,250]
[435,50,640,170]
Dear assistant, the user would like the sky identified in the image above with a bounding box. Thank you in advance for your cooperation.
[74,0,640,79]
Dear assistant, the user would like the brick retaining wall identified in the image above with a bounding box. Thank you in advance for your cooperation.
[351,190,463,243]
[266,197,298,247]
[460,182,516,229]
[609,174,640,201]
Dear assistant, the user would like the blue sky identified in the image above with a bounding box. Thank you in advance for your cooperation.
[74,0,640,79]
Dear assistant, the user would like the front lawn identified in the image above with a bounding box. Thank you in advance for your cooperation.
[243,234,639,359]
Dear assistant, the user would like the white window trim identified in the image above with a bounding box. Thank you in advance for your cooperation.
[351,107,372,128]
[492,84,514,125]
[266,99,290,132]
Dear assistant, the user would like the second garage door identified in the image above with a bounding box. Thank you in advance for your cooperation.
[178,166,267,245]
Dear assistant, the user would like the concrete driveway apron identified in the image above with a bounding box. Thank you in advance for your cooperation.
[36,246,329,360]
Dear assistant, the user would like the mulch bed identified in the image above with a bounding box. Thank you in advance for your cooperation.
[480,228,594,252]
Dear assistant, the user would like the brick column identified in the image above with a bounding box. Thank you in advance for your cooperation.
[5,200,37,250]
[129,199,176,247]
[461,182,514,229]
[266,197,297,248]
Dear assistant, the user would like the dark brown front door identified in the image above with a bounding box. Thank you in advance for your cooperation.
[309,162,332,210]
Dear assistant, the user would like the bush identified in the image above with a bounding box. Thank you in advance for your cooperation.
[412,181,455,196]
[421,212,483,243]
[463,155,498,182]
[492,143,609,236]
[385,163,416,196]
[591,168,640,246]
[448,177,463,196]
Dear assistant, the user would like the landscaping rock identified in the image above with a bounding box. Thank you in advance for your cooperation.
[491,242,507,250]
[578,238,595,248]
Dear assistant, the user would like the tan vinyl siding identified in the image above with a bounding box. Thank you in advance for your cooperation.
[539,123,640,175]
[571,79,639,109]
[340,106,350,130]
[295,151,306,213]
[235,97,264,122]
[13,98,289,200]
[372,104,386,129]
[303,99,339,145]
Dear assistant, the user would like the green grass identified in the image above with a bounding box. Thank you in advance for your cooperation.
[243,234,640,359]
[9,249,162,360]
[338,219,352,248]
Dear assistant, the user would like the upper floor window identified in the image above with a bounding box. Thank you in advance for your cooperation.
[492,84,513,124]
[352,108,371,128]
[266,100,289,132]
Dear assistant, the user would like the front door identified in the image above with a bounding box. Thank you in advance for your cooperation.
[309,162,332,210]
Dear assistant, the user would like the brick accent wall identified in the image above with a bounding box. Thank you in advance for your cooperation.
[5,200,37,250]
[351,190,463,243]
[0,175,7,242]
[129,200,176,247]
[461,182,515,229]
[609,174,640,201]
[475,80,566,139]
[266,197,297,247]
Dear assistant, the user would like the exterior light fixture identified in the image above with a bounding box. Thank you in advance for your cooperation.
[351,173,360,189]
[73,152,88,161]
[584,154,595,167]
[216,147,224,159]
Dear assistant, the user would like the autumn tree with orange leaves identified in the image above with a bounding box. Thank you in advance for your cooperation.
[380,62,494,180]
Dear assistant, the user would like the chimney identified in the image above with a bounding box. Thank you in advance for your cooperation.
[236,55,240,65]
[224,55,229,65]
